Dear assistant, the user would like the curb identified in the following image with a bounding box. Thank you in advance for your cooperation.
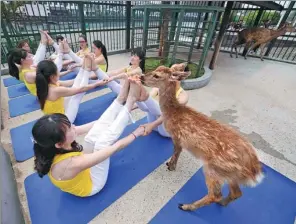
[181,66,212,90]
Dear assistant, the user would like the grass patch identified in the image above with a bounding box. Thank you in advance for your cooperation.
[145,57,205,79]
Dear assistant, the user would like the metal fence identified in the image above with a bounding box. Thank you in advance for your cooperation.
[1,1,296,67]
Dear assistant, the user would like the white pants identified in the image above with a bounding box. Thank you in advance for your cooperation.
[83,99,133,195]
[94,69,170,137]
[33,43,46,66]
[64,68,91,123]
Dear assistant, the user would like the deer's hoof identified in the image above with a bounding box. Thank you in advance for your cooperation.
[166,162,176,171]
[230,55,233,58]
[261,59,264,61]
[178,204,185,210]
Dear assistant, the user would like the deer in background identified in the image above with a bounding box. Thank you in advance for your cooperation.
[140,66,264,211]
[230,23,296,61]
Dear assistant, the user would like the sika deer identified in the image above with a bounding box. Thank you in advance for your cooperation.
[140,66,264,211]
[230,23,295,61]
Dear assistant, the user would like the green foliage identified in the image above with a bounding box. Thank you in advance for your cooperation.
[145,57,205,79]
[244,10,281,27]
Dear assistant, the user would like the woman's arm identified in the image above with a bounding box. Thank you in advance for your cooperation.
[109,67,142,80]
[94,55,105,65]
[106,67,126,77]
[54,80,107,98]
[75,121,96,135]
[71,126,144,172]
[59,69,73,77]
[58,79,74,87]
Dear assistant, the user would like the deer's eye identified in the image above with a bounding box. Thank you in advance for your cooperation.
[153,74,159,78]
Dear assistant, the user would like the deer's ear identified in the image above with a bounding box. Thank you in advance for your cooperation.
[170,71,191,81]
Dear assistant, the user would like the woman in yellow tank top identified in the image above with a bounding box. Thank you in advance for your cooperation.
[7,32,79,96]
[36,54,108,123]
[68,40,108,75]
[32,78,147,197]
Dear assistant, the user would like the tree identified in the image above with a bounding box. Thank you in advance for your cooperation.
[243,10,281,27]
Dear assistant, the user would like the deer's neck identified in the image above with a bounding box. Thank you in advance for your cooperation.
[269,27,287,40]
[158,82,181,117]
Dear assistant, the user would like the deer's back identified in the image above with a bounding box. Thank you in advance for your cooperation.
[163,106,260,182]
[239,27,271,42]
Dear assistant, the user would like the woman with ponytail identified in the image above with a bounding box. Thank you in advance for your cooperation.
[69,40,109,73]
[36,54,108,123]
[32,78,146,197]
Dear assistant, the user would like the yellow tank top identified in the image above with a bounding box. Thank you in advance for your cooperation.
[48,152,92,197]
[20,68,37,96]
[98,63,107,72]
[42,83,65,115]
[153,87,184,102]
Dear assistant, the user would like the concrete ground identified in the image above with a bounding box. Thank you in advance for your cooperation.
[1,51,296,224]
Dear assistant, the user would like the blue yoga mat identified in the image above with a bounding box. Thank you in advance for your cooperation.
[10,92,116,162]
[24,118,173,224]
[150,164,296,224]
[3,77,22,87]
[7,72,78,99]
[8,84,108,117]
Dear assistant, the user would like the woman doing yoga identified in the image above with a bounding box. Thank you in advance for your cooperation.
[93,48,189,138]
[32,78,147,197]
[69,40,109,73]
[36,54,108,123]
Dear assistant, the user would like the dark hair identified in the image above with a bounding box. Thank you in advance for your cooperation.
[17,39,29,49]
[7,48,27,80]
[93,40,108,71]
[131,48,146,72]
[36,60,58,109]
[79,34,88,48]
[56,35,64,43]
[32,113,83,177]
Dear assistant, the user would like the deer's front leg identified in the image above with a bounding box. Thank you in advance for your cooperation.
[166,141,182,171]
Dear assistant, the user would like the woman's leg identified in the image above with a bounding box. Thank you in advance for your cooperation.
[64,69,91,123]
[53,53,63,72]
[94,68,121,94]
[33,43,47,66]
[84,80,134,195]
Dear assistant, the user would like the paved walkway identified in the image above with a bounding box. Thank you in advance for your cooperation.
[1,52,296,223]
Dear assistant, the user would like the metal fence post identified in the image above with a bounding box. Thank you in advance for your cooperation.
[171,10,185,64]
[142,8,150,50]
[126,1,131,50]
[198,11,217,75]
[78,2,86,36]
[1,3,13,50]
[264,1,295,57]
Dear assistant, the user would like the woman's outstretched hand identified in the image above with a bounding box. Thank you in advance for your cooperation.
[132,126,145,138]
[95,79,109,87]
[140,123,154,136]
[128,75,142,85]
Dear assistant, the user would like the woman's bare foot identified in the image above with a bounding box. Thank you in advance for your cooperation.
[61,39,70,53]
[117,78,130,104]
[43,31,54,45]
[84,54,92,71]
[129,76,149,101]
[39,30,48,45]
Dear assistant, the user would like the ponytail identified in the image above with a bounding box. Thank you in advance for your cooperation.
[36,60,58,109]
[32,114,83,177]
[93,40,108,71]
[131,48,146,73]
[101,44,109,72]
[7,48,27,80]
[33,141,82,177]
